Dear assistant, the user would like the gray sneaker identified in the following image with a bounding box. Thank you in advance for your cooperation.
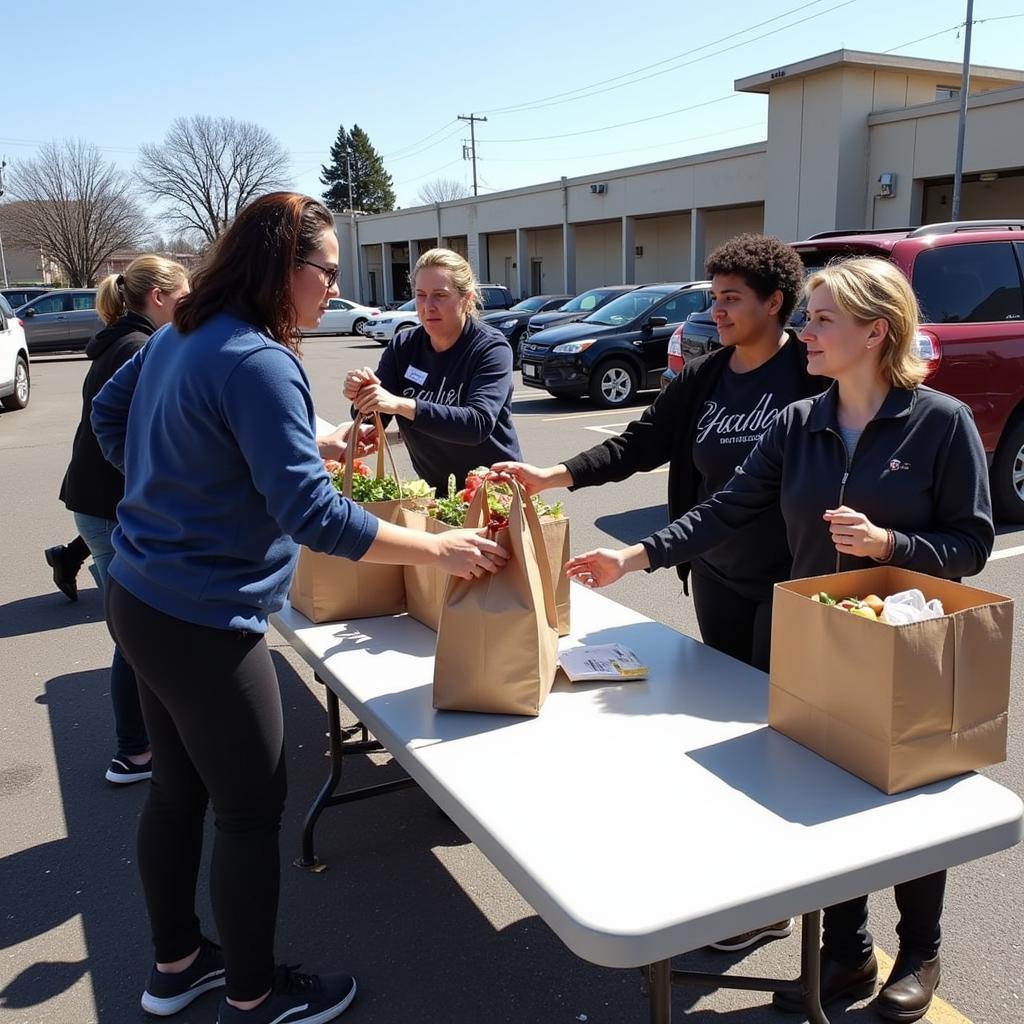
[708,918,794,952]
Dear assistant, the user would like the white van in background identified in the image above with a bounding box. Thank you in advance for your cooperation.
[0,294,31,411]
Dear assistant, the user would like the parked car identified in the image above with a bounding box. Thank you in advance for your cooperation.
[520,283,712,406]
[0,294,31,411]
[477,284,516,311]
[523,285,638,343]
[16,288,102,354]
[480,294,572,368]
[302,297,381,337]
[2,286,50,311]
[362,299,421,345]
[792,218,1024,520]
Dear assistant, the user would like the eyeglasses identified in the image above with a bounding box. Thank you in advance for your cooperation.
[296,256,339,289]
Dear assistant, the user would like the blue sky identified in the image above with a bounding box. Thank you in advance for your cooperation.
[4,0,1023,222]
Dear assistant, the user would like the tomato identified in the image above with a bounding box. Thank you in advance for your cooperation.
[350,458,371,478]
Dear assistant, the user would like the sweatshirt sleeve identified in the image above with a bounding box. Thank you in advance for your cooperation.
[888,406,994,577]
[563,371,685,488]
[221,347,379,560]
[410,339,512,445]
[641,411,786,571]
[91,343,148,472]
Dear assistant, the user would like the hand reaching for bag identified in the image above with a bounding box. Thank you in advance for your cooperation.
[434,528,509,579]
[343,366,380,401]
[564,544,650,588]
[488,461,572,495]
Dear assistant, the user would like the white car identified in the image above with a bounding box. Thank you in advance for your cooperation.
[0,294,31,411]
[362,299,421,345]
[303,297,381,337]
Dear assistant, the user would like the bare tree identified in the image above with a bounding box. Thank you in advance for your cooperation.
[137,115,290,243]
[4,140,149,287]
[417,177,471,205]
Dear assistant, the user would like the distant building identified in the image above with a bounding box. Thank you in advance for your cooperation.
[335,49,1024,304]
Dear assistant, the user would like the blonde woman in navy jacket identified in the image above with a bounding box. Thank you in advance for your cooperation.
[566,257,993,1022]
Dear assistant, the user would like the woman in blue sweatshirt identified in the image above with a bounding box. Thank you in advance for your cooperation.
[566,257,993,1023]
[344,247,522,490]
[91,194,506,1024]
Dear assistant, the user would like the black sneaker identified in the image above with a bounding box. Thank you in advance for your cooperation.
[106,754,153,784]
[141,937,226,1016]
[707,918,793,952]
[44,544,80,602]
[217,966,357,1024]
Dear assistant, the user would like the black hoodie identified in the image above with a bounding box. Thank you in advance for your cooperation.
[60,312,155,519]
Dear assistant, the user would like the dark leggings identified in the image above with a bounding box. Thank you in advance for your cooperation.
[106,579,286,1001]
[690,570,773,672]
[823,871,947,966]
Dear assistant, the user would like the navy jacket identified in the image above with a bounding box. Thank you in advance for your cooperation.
[642,384,994,581]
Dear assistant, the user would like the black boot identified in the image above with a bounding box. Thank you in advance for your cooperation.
[773,952,877,1013]
[44,544,82,602]
[875,952,940,1022]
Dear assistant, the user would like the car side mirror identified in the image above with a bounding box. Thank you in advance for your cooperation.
[24,308,36,317]
[645,316,668,331]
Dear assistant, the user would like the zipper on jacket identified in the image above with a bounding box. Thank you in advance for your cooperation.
[827,428,852,574]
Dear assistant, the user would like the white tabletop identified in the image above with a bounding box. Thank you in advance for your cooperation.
[272,584,1023,970]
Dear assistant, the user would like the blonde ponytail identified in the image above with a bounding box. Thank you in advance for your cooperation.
[96,255,190,326]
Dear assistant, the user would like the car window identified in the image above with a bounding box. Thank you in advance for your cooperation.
[29,294,69,314]
[913,243,1024,324]
[510,297,546,313]
[398,299,417,311]
[0,295,13,317]
[584,291,663,326]
[541,297,568,311]
[72,293,96,310]
[327,299,346,310]
[481,288,507,307]
[655,291,708,324]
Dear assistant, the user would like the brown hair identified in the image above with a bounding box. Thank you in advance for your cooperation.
[805,257,928,389]
[96,255,189,325]
[174,192,335,352]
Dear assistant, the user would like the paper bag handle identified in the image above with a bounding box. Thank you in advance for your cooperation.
[342,410,401,498]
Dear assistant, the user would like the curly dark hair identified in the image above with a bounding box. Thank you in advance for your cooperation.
[704,233,804,326]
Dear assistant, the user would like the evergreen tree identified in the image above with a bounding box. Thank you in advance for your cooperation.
[320,124,396,214]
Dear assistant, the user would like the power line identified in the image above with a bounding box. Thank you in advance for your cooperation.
[381,119,458,159]
[884,12,1024,53]
[480,0,858,115]
[393,158,463,188]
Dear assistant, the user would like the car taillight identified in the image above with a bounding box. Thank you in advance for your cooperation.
[915,330,941,373]
[667,325,685,374]
[17,319,24,327]
[370,309,380,315]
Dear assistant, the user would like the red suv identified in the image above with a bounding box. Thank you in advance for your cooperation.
[793,220,1024,522]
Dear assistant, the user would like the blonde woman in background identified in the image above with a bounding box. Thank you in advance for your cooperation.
[51,254,190,784]
[566,257,993,1022]
[344,247,523,490]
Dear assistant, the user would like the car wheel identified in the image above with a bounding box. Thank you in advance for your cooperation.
[1,356,30,411]
[590,359,638,408]
[990,416,1024,523]
[352,318,367,336]
[510,329,525,370]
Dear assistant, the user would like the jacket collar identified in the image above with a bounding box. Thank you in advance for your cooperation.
[807,381,917,432]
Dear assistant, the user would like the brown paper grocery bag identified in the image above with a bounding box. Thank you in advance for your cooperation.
[769,566,1012,794]
[289,413,407,623]
[403,506,571,635]
[433,481,559,715]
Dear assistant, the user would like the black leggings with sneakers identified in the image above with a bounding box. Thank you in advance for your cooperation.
[107,578,286,1002]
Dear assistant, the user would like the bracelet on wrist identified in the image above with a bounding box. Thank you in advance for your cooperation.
[872,528,895,564]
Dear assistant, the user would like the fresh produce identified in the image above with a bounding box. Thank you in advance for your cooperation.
[323,459,434,504]
[810,591,881,621]
[421,469,564,528]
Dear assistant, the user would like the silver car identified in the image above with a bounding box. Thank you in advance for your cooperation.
[17,289,103,354]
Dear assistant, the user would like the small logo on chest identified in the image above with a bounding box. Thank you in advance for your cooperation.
[889,458,911,472]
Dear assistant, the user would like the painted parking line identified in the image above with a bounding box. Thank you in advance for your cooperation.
[989,543,1024,561]
[541,408,643,422]
[873,946,973,1024]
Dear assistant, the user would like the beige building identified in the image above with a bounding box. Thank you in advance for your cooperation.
[336,49,1024,306]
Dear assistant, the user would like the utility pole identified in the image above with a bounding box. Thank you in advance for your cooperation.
[458,113,487,197]
[951,0,975,221]
[0,158,9,287]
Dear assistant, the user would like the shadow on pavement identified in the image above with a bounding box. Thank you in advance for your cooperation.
[0,643,885,1022]
[0,588,105,639]
[596,504,670,544]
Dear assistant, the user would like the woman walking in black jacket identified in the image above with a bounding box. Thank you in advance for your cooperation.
[566,256,994,1022]
[57,255,190,783]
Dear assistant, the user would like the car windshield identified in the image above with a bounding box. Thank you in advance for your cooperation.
[583,291,663,326]
[509,297,546,313]
[557,288,618,313]
[398,299,416,311]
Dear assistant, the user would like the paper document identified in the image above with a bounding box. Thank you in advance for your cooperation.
[558,643,649,683]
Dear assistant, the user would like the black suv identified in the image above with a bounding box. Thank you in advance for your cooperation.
[480,293,572,368]
[477,284,516,311]
[521,283,711,406]
[523,285,638,342]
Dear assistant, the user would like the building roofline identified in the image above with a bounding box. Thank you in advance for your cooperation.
[868,81,1024,125]
[735,48,1024,94]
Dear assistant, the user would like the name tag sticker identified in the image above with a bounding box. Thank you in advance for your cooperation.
[404,366,428,386]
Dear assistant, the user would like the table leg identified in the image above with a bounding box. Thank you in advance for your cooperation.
[296,685,344,868]
[799,909,829,1024]
[647,960,672,1024]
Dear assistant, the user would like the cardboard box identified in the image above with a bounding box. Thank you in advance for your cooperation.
[769,566,1011,794]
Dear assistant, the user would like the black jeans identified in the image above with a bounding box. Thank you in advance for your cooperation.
[823,871,947,967]
[690,570,773,672]
[106,579,286,1001]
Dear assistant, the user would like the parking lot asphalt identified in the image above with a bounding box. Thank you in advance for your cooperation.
[1,336,1021,1024]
